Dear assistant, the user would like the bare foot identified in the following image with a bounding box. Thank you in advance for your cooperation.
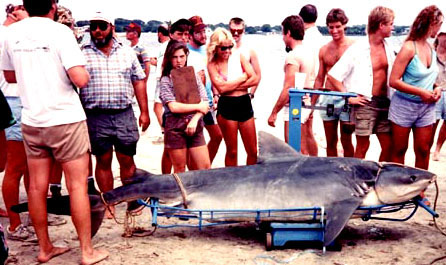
[37,246,70,263]
[105,205,115,219]
[433,151,440,161]
[0,207,8,217]
[81,248,109,265]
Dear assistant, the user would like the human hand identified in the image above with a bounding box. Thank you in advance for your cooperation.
[268,113,277,127]
[433,87,442,102]
[348,95,368,106]
[185,118,198,136]
[139,112,150,131]
[419,90,436,103]
[197,101,210,114]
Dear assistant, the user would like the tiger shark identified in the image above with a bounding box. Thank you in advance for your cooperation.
[12,132,436,246]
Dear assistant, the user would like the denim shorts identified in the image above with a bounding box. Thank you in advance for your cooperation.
[85,106,139,156]
[389,93,436,128]
[319,95,351,122]
[5,97,23,141]
[435,92,446,120]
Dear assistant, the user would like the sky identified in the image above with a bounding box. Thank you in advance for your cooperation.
[1,0,446,27]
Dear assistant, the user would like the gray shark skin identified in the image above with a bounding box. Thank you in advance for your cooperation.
[12,132,436,245]
[100,132,436,246]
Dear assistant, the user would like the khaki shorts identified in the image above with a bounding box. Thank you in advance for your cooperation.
[353,96,391,136]
[22,121,90,163]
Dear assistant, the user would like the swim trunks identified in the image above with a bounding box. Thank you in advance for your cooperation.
[217,94,253,122]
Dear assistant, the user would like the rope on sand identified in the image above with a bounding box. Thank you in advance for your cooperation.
[429,181,446,265]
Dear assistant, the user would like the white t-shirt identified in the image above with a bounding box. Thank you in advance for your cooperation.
[0,17,86,127]
[302,26,325,87]
[0,25,19,97]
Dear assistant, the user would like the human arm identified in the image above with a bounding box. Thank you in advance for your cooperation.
[245,50,261,95]
[133,79,150,131]
[67,66,90,88]
[143,61,150,82]
[207,61,248,95]
[389,41,436,103]
[311,48,327,106]
[268,63,298,127]
[185,112,204,136]
[238,54,258,90]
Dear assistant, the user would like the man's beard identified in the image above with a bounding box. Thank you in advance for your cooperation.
[193,37,205,47]
[285,46,292,53]
[91,30,113,48]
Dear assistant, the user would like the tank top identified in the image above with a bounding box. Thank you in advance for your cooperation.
[396,41,438,102]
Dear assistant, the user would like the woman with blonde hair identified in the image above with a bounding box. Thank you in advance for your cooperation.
[389,5,443,170]
[207,28,258,166]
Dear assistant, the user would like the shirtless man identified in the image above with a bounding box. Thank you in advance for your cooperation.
[313,8,355,157]
[229,17,261,97]
[328,6,396,161]
[268,15,315,155]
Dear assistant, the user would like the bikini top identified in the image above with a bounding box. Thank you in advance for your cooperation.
[397,41,439,102]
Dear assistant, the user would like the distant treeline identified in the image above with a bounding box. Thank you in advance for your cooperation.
[76,19,410,36]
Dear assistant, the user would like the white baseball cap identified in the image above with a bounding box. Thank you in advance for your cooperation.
[90,11,114,25]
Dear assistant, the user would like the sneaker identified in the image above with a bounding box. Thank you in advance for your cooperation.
[6,224,38,242]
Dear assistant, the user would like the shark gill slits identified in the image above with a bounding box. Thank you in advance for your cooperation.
[410,175,417,182]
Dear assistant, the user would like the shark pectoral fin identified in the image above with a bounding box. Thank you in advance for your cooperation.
[324,199,362,246]
[11,196,72,215]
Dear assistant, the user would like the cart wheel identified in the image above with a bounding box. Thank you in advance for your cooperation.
[265,233,273,251]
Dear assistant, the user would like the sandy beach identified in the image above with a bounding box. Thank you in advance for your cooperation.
[1,101,446,265]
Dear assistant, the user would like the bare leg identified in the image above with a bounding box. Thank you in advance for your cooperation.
[205,124,222,163]
[62,153,109,265]
[239,117,258,165]
[323,120,339,157]
[167,148,187,173]
[433,121,446,161]
[217,116,239,167]
[284,121,289,144]
[94,149,114,218]
[27,157,67,263]
[302,117,318,156]
[390,122,411,165]
[354,135,370,159]
[161,148,172,174]
[413,125,434,170]
[340,121,355,157]
[0,130,6,172]
[188,146,211,170]
[2,140,28,230]
[376,132,392,162]
[115,152,136,184]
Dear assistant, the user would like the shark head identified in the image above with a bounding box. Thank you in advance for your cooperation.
[374,163,436,204]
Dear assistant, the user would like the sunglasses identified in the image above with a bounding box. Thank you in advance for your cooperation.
[90,22,109,31]
[218,45,234,51]
[230,28,244,35]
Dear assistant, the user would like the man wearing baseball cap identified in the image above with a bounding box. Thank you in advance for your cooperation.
[187,15,222,165]
[80,11,150,218]
[125,22,150,85]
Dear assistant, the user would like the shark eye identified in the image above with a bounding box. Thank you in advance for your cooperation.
[410,175,417,182]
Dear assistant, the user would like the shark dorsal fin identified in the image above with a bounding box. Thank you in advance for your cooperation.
[257,131,301,164]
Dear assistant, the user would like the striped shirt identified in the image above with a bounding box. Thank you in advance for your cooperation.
[132,42,150,70]
[80,39,146,109]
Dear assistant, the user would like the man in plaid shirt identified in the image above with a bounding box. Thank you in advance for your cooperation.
[80,12,150,216]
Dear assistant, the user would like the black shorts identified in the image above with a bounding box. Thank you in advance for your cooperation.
[0,90,15,130]
[217,94,254,122]
[203,109,217,125]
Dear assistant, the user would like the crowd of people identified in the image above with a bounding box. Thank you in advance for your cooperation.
[0,0,445,264]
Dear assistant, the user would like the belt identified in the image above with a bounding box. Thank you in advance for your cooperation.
[85,105,131,115]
